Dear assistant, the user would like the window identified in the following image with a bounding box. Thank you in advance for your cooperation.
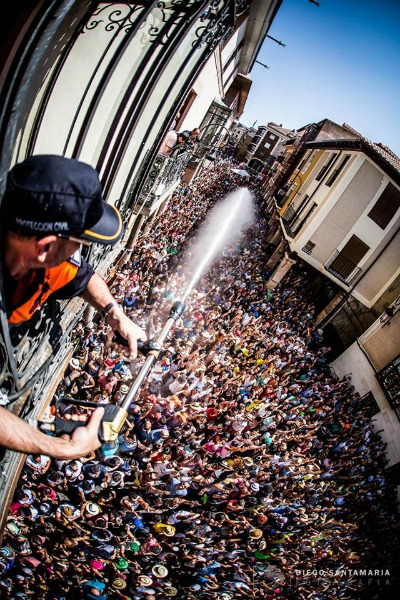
[223,39,244,72]
[325,155,351,187]
[292,202,317,235]
[326,235,369,282]
[368,183,400,229]
[315,153,337,181]
[293,194,310,215]
[193,100,231,160]
[377,354,400,412]
[300,150,316,173]
[264,142,271,149]
[296,150,312,172]
[199,101,231,145]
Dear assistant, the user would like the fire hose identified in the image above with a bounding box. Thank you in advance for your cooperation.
[39,301,185,443]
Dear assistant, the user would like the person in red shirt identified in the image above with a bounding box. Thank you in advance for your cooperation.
[98,372,119,394]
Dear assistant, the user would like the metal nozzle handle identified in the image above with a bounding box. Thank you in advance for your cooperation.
[112,332,161,354]
[44,404,127,443]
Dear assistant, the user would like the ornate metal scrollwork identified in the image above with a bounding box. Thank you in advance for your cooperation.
[139,0,203,46]
[0,297,76,409]
[236,0,252,16]
[9,300,62,375]
[156,0,201,22]
[86,241,117,273]
[135,150,191,211]
[20,318,75,421]
[137,154,168,206]
[160,150,191,191]
[82,3,147,35]
[0,327,14,397]
[193,0,252,50]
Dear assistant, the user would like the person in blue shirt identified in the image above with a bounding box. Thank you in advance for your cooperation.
[123,292,137,309]
[82,462,107,484]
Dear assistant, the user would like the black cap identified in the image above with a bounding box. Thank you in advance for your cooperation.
[2,155,123,245]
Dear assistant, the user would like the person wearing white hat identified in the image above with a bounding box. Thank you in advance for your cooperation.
[69,357,80,371]
[83,502,100,516]
[112,578,127,590]
[152,564,169,578]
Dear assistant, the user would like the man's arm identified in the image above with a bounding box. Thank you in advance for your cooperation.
[0,406,104,459]
[82,272,146,358]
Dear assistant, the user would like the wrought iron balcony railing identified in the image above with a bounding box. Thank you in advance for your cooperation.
[282,202,296,222]
[136,150,192,212]
[324,250,362,286]
[275,188,291,208]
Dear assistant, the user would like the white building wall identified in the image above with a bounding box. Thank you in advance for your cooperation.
[332,343,400,466]
[290,155,400,307]
[179,54,221,133]
[180,17,254,134]
[290,153,362,256]
[223,59,238,88]
[221,20,247,65]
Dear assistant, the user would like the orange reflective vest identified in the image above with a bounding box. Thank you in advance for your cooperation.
[8,261,79,325]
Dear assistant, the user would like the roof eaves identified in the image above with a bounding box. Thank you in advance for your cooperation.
[305,138,400,185]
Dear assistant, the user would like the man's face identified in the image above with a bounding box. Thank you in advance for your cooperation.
[41,237,81,268]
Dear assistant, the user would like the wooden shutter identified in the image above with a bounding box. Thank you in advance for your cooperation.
[330,235,369,279]
[368,183,400,229]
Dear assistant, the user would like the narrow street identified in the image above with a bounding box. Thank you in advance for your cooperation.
[2,162,398,599]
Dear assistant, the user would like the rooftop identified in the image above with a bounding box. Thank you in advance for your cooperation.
[305,137,400,185]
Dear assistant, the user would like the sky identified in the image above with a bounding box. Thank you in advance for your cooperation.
[241,0,400,155]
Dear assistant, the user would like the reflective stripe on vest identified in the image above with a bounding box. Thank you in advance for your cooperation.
[8,261,79,325]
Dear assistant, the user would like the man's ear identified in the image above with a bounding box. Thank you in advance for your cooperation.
[36,235,58,263]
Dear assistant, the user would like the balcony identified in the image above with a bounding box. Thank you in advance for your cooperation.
[135,150,192,215]
[275,187,291,208]
[282,202,314,239]
[324,250,362,286]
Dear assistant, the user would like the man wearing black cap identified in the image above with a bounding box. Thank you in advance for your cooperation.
[0,154,146,458]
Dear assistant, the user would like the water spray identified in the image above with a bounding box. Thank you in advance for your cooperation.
[181,187,254,301]
[40,187,255,443]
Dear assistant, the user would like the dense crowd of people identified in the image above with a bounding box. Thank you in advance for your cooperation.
[1,159,399,599]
